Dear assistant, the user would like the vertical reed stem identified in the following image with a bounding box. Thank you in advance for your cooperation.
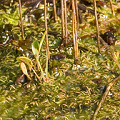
[110,0,115,16]
[93,0,100,53]
[64,0,67,44]
[61,0,65,39]
[18,0,24,40]
[44,0,50,80]
[75,0,79,29]
[53,0,57,21]
[72,0,78,62]
[44,0,50,59]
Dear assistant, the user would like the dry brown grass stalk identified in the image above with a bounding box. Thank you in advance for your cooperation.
[93,0,100,53]
[18,0,24,40]
[72,0,78,61]
[53,0,57,21]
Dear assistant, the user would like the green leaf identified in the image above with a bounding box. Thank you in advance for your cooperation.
[17,57,33,70]
[32,31,46,60]
[32,41,39,59]
[39,31,46,53]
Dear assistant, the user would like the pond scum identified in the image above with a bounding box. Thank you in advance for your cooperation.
[0,0,120,119]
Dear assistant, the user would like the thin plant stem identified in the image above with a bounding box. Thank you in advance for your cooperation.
[45,51,49,80]
[110,0,115,16]
[75,0,79,29]
[18,0,24,40]
[61,0,65,39]
[68,0,72,11]
[32,68,41,83]
[36,58,46,82]
[64,0,67,44]
[44,0,50,59]
[38,31,46,54]
[72,0,75,58]
[72,0,78,62]
[74,0,78,59]
[53,0,57,21]
[93,0,100,53]
[44,0,50,80]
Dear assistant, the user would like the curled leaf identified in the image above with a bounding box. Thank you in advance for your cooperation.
[17,57,33,70]
[20,62,32,80]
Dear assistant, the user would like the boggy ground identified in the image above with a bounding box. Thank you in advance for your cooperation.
[0,0,120,119]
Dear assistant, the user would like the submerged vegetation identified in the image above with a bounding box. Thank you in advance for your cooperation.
[0,0,120,119]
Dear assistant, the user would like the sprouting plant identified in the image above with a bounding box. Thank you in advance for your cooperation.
[17,31,47,82]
